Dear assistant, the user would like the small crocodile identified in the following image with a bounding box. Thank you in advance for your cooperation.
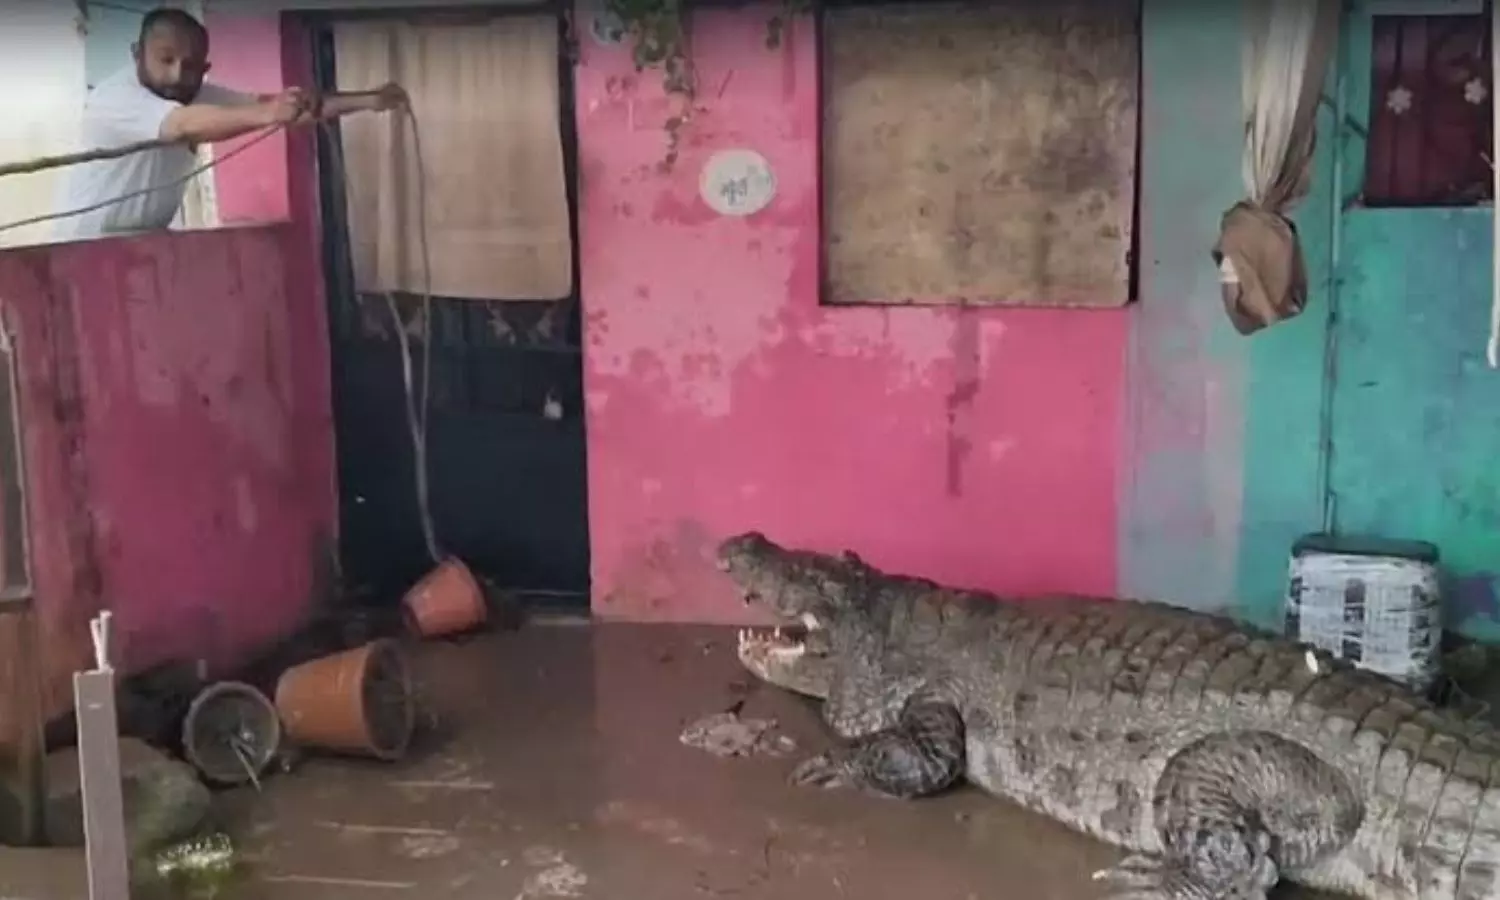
[717,530,1500,900]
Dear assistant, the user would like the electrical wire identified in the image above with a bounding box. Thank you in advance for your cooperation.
[0,105,443,566]
[319,110,441,564]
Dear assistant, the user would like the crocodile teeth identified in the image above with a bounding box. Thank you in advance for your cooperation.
[736,627,805,656]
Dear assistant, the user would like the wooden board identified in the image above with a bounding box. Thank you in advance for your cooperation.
[75,671,129,900]
[821,0,1140,307]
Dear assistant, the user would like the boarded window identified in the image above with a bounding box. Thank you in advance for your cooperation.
[1363,13,1493,207]
[820,0,1140,307]
[333,13,574,300]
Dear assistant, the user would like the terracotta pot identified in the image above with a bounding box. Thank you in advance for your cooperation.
[273,640,414,761]
[401,557,487,639]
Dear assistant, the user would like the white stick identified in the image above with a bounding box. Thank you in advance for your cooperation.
[77,612,129,900]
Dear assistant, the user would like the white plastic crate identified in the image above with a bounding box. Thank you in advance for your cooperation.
[1284,534,1442,692]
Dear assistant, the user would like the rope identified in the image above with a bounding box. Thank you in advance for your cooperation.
[0,123,287,236]
[0,135,189,180]
[318,110,442,565]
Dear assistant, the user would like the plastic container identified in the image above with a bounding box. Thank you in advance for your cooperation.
[1285,533,1442,692]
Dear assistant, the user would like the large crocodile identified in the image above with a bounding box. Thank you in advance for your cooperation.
[716,530,1500,900]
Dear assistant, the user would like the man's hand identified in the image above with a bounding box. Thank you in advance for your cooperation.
[373,82,409,112]
[268,88,315,125]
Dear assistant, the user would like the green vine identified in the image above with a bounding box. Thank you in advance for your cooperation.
[601,0,813,171]
[604,0,696,171]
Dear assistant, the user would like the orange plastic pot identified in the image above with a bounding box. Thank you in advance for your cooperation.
[273,639,414,761]
[401,557,487,639]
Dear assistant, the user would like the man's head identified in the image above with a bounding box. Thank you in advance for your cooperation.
[133,8,212,104]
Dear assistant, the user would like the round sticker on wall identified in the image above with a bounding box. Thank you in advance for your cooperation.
[699,149,776,217]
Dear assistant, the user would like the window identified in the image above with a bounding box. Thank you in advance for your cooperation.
[819,0,1141,307]
[1363,12,1493,207]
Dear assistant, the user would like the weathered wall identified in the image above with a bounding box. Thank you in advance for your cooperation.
[200,10,293,225]
[1118,0,1251,615]
[0,224,336,735]
[575,9,1127,622]
[153,2,1498,639]
[0,16,332,737]
[1334,6,1500,639]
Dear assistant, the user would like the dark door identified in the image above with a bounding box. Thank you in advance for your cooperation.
[308,9,589,611]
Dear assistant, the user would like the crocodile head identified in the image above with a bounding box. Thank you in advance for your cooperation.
[716,530,869,699]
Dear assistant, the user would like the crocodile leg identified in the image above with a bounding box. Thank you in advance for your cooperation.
[1093,731,1363,900]
[788,694,964,799]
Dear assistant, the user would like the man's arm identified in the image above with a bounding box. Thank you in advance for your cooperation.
[159,101,281,144]
[314,83,409,121]
[157,84,307,144]
[161,82,405,143]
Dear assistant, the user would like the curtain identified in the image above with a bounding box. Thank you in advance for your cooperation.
[1212,0,1341,335]
[175,143,220,231]
[333,14,572,301]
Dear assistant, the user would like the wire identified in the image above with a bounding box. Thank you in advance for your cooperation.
[0,123,287,236]
[320,110,441,565]
[0,135,188,180]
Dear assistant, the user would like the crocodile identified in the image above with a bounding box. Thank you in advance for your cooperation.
[716,530,1500,900]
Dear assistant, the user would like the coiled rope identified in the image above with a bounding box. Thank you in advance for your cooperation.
[0,104,442,565]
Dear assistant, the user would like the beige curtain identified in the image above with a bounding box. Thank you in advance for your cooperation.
[1212,0,1340,335]
[333,14,572,300]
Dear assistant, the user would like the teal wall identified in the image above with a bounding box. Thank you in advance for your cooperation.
[1324,5,1500,639]
[1233,23,1339,627]
[1129,0,1499,637]
[1121,0,1254,614]
[1226,1,1499,636]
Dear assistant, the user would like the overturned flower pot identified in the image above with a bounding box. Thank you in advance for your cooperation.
[181,680,282,787]
[401,557,487,639]
[273,640,414,762]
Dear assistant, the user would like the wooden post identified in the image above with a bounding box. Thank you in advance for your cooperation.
[0,314,44,847]
[76,611,130,900]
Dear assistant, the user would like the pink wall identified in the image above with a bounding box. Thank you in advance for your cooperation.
[203,11,293,225]
[576,12,1129,623]
[150,8,1129,632]
[0,20,332,732]
[0,224,336,728]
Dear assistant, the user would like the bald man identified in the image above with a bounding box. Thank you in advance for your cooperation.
[56,6,405,241]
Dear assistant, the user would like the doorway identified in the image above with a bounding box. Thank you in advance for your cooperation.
[307,6,590,612]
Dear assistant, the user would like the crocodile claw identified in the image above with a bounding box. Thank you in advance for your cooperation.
[788,751,855,790]
[1091,855,1267,900]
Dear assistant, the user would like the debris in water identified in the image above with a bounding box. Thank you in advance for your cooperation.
[679,710,796,758]
[139,831,241,897]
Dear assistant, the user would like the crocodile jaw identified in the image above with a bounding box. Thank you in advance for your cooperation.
[734,619,834,699]
[736,625,809,660]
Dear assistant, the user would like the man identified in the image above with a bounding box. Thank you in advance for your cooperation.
[56,6,406,241]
